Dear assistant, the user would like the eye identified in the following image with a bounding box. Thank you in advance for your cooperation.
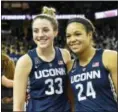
[75,32,81,36]
[43,28,49,32]
[66,34,71,38]
[33,29,38,33]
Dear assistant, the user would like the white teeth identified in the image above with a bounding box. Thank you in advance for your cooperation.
[70,42,80,46]
[37,39,47,41]
[40,40,47,42]
[39,39,48,43]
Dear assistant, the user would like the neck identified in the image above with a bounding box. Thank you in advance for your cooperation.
[37,45,55,56]
[77,46,95,62]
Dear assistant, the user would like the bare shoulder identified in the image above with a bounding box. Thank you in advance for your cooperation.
[103,49,117,68]
[16,54,32,68]
[103,49,117,55]
[59,48,71,64]
[68,59,75,67]
[60,48,71,56]
[67,59,75,73]
[15,54,32,78]
[103,49,117,60]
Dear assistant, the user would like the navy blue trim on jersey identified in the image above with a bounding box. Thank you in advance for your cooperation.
[27,47,67,77]
[27,47,71,112]
[69,49,118,112]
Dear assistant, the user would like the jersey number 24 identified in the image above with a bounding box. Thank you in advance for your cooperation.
[76,81,96,101]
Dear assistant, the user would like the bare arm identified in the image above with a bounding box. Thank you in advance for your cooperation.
[66,76,74,112]
[103,50,118,95]
[61,48,71,64]
[13,54,32,111]
[66,60,75,112]
[61,49,75,112]
[2,75,13,88]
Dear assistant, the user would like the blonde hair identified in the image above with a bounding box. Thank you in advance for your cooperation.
[42,6,56,18]
[32,6,58,31]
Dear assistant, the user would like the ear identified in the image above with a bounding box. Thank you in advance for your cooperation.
[88,31,93,40]
[54,30,58,37]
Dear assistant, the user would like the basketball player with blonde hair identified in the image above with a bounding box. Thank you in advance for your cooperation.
[13,6,72,112]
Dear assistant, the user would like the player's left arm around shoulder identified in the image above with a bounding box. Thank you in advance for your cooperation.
[61,48,74,112]
[60,48,73,72]
[61,48,71,63]
[103,50,118,95]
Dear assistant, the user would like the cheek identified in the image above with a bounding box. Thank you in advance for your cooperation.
[47,33,55,40]
[33,36,36,41]
[47,36,52,40]
[66,39,70,44]
[82,40,90,48]
[33,33,36,38]
[78,36,87,43]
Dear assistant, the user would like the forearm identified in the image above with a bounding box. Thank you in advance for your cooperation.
[13,101,25,111]
[7,79,13,88]
[2,76,13,88]
[68,94,74,112]
[13,78,27,111]
[13,91,26,111]
[67,81,74,112]
[13,82,26,111]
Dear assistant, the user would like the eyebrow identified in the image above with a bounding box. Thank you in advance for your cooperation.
[74,31,81,33]
[66,31,81,35]
[66,33,70,36]
[33,27,49,29]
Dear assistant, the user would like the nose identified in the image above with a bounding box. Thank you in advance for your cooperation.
[38,30,44,37]
[68,36,77,43]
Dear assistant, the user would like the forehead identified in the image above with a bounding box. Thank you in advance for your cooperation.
[66,22,85,33]
[32,18,52,28]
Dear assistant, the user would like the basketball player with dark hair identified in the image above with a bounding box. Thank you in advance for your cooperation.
[66,17,117,112]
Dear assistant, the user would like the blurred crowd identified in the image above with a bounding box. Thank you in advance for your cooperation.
[94,24,117,50]
[2,24,117,65]
[1,2,117,112]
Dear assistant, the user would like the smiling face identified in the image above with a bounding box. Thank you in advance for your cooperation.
[32,18,57,49]
[66,22,92,54]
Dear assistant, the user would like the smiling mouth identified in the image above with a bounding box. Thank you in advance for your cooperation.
[69,43,81,46]
[36,38,48,42]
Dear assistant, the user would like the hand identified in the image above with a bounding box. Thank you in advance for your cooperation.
[2,97,13,104]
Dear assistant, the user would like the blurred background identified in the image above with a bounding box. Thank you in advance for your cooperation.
[1,1,118,64]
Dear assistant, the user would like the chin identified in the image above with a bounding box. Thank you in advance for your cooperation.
[71,49,79,54]
[38,43,50,49]
[71,48,82,54]
[39,45,48,49]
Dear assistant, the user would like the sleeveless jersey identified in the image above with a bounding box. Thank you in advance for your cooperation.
[69,49,117,112]
[26,47,71,112]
